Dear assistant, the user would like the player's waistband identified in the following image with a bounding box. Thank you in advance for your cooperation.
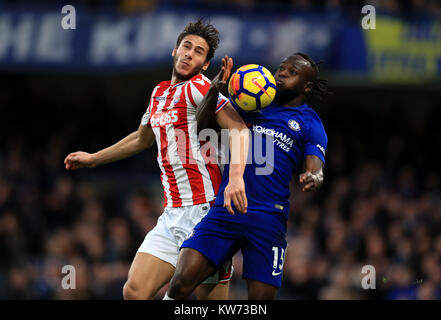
[164,197,216,208]
[213,198,289,215]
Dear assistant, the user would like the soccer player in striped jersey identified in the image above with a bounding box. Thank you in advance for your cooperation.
[64,19,249,300]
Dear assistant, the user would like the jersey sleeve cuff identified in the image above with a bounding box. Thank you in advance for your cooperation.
[215,100,228,114]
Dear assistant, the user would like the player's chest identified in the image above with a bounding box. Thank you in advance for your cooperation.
[149,89,192,129]
[245,113,305,152]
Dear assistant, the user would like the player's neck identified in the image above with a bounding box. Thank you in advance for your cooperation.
[275,94,305,108]
[171,70,196,85]
[171,72,182,85]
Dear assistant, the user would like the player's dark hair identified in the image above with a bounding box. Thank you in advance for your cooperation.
[176,19,220,62]
[294,52,330,104]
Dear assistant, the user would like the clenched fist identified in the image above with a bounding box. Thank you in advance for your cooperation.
[64,151,97,170]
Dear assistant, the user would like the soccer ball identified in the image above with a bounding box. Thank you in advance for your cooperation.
[228,64,277,111]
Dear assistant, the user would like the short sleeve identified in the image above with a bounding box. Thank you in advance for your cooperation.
[186,75,229,114]
[304,117,328,164]
[140,88,157,127]
[140,108,151,127]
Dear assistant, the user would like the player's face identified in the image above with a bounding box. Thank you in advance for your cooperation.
[172,35,211,80]
[274,55,313,96]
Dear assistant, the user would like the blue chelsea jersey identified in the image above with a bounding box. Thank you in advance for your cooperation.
[213,102,328,218]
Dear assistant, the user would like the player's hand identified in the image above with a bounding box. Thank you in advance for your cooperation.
[211,56,233,91]
[223,176,247,215]
[64,151,97,170]
[299,170,323,192]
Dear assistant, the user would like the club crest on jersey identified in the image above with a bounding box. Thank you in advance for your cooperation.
[288,120,301,131]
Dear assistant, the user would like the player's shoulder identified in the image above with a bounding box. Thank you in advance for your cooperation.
[297,104,324,125]
[156,80,172,89]
[150,80,172,95]
[287,104,325,137]
[189,74,211,86]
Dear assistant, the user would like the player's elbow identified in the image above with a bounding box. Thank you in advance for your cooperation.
[139,138,154,149]
[137,131,154,150]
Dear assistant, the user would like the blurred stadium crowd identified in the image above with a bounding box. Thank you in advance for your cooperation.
[0,69,440,299]
[1,0,441,17]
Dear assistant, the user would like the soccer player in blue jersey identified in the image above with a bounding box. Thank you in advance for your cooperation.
[164,53,328,300]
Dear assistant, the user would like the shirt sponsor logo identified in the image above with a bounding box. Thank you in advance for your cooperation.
[252,124,293,152]
[150,110,178,128]
[288,120,301,131]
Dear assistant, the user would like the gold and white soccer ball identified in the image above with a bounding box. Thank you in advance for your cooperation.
[228,64,277,111]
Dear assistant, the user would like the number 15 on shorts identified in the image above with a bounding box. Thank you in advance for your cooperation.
[272,246,286,276]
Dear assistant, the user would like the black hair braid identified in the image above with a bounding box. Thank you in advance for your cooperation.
[294,52,331,105]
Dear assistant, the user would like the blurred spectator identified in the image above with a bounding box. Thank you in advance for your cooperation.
[1,96,441,299]
[0,0,440,18]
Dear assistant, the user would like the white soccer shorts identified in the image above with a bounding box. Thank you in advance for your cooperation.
[137,202,233,284]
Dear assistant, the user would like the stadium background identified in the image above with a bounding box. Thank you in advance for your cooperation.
[1,0,441,299]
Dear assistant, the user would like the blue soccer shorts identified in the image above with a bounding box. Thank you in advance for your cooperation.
[181,205,288,288]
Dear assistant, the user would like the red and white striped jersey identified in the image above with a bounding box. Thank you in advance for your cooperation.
[141,74,229,208]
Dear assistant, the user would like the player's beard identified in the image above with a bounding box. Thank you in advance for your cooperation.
[274,88,301,106]
[172,55,201,82]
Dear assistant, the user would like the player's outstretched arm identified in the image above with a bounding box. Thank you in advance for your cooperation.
[299,155,324,192]
[195,55,248,214]
[64,124,155,170]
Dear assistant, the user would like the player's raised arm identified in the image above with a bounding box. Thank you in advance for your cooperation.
[196,56,233,131]
[299,155,324,192]
[64,124,155,170]
[195,56,249,214]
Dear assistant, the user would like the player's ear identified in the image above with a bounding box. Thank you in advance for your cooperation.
[172,47,177,57]
[304,81,314,94]
[202,60,210,72]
